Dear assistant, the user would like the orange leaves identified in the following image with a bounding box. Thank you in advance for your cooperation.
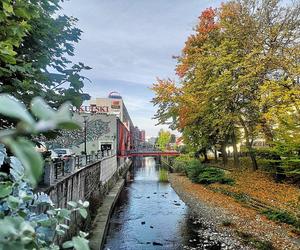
[176,7,220,78]
[176,61,189,78]
[219,2,241,20]
[196,7,219,37]
[151,78,178,103]
[178,106,189,129]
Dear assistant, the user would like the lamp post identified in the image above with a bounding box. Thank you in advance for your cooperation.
[83,115,89,155]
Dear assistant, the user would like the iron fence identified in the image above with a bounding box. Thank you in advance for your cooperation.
[51,150,112,181]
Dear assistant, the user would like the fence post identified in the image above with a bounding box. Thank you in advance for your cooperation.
[44,161,54,186]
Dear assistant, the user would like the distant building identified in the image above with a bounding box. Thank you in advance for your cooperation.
[147,137,157,146]
[49,92,134,157]
[140,130,146,142]
[131,127,146,149]
[87,92,135,155]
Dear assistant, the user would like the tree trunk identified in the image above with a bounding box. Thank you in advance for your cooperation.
[221,144,228,166]
[260,117,274,145]
[204,151,208,163]
[201,149,209,163]
[248,148,258,171]
[214,147,218,163]
[231,130,240,168]
[239,116,258,171]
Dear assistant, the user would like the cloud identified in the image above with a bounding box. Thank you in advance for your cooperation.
[61,0,223,136]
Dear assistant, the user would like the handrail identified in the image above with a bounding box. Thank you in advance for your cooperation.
[51,150,113,181]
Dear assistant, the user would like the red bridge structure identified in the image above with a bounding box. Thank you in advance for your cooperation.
[117,120,180,158]
[127,150,180,157]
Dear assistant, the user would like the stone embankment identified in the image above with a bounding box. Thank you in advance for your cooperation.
[169,173,300,250]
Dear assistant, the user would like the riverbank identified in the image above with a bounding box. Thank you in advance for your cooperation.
[169,173,300,250]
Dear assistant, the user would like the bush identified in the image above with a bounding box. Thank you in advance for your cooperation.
[261,209,300,228]
[254,147,281,160]
[222,219,234,227]
[257,158,281,172]
[183,159,234,185]
[236,230,274,250]
[282,158,300,183]
[0,95,90,249]
[186,159,205,182]
[173,154,193,173]
[197,167,235,185]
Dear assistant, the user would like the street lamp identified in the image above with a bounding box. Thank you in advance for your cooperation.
[83,115,89,155]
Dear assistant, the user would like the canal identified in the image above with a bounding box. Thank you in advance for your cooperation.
[103,157,223,250]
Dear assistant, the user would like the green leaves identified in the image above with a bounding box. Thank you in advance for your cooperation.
[3,137,43,186]
[62,235,89,250]
[10,157,25,182]
[0,144,6,166]
[0,94,34,126]
[79,208,87,219]
[2,2,13,14]
[31,97,80,131]
[0,95,80,186]
[0,181,13,198]
[72,236,90,250]
[31,97,56,120]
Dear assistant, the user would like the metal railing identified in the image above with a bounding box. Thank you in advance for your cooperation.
[51,150,112,181]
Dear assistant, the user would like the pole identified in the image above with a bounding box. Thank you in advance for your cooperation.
[84,120,87,155]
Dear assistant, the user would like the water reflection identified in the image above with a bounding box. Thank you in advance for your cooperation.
[104,157,216,250]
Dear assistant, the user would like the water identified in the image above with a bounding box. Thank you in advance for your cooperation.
[103,157,221,250]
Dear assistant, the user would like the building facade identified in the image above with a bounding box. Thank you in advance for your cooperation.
[49,92,145,157]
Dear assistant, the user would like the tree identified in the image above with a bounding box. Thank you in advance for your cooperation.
[156,129,171,151]
[152,0,300,171]
[0,0,91,129]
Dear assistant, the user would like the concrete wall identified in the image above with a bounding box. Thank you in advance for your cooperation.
[39,155,131,243]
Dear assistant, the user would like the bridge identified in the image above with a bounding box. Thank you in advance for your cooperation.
[128,150,180,157]
[119,146,180,157]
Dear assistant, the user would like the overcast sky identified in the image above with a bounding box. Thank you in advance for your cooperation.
[62,0,222,137]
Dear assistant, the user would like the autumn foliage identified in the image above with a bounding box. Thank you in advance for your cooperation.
[152,0,300,176]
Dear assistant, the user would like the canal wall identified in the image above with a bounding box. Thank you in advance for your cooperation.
[38,154,132,244]
[89,158,132,250]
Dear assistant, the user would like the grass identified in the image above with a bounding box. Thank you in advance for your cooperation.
[236,230,275,250]
[221,219,234,227]
[261,208,300,229]
[159,168,168,182]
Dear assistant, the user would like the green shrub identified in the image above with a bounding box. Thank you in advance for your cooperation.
[255,148,281,160]
[173,160,186,173]
[186,159,204,182]
[236,230,274,250]
[197,167,234,185]
[282,158,300,183]
[173,154,193,173]
[0,95,90,249]
[222,219,233,227]
[261,209,300,228]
